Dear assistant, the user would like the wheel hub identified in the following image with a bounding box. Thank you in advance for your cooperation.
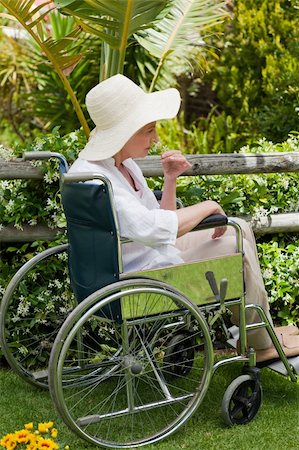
[123,355,144,375]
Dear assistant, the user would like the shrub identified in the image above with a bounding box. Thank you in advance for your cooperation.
[258,237,299,325]
[159,0,299,154]
[201,0,299,150]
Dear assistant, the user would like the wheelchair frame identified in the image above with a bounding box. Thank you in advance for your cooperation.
[0,152,298,449]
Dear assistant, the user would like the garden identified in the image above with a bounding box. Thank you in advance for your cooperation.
[0,1,298,449]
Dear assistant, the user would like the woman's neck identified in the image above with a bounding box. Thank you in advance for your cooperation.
[116,160,138,191]
[113,150,126,168]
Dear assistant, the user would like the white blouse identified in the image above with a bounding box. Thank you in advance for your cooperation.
[69,157,184,272]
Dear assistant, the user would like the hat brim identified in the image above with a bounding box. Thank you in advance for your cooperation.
[79,88,181,161]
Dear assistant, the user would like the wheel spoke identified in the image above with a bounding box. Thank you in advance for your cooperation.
[0,246,73,388]
[222,375,262,426]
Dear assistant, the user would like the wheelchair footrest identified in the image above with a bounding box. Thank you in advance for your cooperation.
[265,356,299,376]
[32,369,48,381]
[227,325,239,349]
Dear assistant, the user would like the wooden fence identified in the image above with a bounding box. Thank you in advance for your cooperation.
[1,152,299,242]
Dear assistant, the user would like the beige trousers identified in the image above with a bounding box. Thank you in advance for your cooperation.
[175,218,273,350]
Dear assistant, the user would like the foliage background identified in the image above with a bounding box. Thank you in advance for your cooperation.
[180,0,299,153]
[0,0,299,345]
[0,129,298,330]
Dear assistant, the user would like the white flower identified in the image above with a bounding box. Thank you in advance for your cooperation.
[239,144,250,154]
[44,172,59,184]
[6,199,15,213]
[0,180,10,189]
[29,272,38,281]
[44,173,53,184]
[37,319,47,325]
[289,200,299,211]
[45,303,55,312]
[54,279,63,289]
[263,268,274,279]
[269,206,279,213]
[281,179,289,190]
[18,346,28,356]
[0,145,13,160]
[33,141,44,151]
[252,206,269,223]
[14,223,24,231]
[46,198,58,210]
[28,219,37,226]
[58,252,68,261]
[17,301,30,317]
[66,132,78,143]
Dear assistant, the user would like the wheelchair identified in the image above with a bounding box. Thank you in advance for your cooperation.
[0,152,298,449]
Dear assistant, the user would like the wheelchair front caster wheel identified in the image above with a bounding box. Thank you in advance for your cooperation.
[163,332,195,377]
[221,374,262,426]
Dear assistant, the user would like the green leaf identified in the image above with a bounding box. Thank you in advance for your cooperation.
[221,191,246,206]
[135,0,229,90]
[0,0,90,136]
[55,0,80,7]
[54,0,169,76]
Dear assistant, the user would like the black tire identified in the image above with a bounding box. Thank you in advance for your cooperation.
[221,374,262,426]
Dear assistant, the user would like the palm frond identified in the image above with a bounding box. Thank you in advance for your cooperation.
[54,0,170,76]
[134,0,229,90]
[0,0,90,136]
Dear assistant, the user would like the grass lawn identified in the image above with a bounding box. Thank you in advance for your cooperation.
[0,362,298,450]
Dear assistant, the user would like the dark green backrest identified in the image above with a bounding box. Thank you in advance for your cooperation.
[61,182,120,303]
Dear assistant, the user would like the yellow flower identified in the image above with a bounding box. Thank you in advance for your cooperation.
[37,422,53,434]
[0,433,17,449]
[25,433,40,450]
[26,443,38,450]
[15,429,31,443]
[37,437,59,449]
[0,422,61,450]
[50,429,58,439]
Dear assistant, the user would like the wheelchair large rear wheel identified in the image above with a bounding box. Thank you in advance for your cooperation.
[49,278,214,448]
[0,244,76,388]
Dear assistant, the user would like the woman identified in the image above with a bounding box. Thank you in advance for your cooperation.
[69,74,299,361]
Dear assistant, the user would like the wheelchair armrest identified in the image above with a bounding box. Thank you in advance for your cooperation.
[193,214,228,231]
[153,189,163,201]
[153,190,184,209]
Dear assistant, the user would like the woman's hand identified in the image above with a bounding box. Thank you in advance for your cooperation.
[211,225,227,239]
[211,204,227,239]
[161,150,192,180]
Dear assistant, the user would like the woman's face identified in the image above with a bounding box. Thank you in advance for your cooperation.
[120,122,158,159]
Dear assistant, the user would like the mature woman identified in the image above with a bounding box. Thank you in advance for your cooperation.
[69,74,299,361]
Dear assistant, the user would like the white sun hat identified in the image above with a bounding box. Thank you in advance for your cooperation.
[79,74,181,161]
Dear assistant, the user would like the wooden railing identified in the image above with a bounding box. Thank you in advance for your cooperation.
[1,153,299,242]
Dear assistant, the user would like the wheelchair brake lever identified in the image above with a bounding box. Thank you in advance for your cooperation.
[205,271,220,301]
[220,278,228,302]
